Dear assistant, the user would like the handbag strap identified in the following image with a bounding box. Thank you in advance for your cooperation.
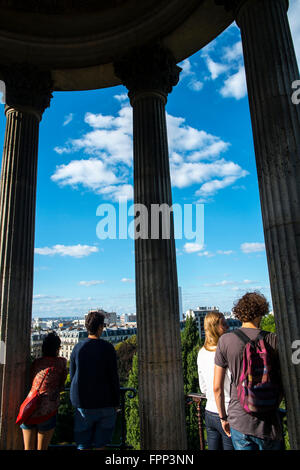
[37,367,50,392]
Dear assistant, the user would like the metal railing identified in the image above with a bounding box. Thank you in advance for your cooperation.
[186,393,207,450]
[186,393,288,450]
[49,386,137,450]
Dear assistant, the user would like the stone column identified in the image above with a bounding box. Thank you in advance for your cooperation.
[0,65,52,449]
[217,0,300,449]
[115,45,187,450]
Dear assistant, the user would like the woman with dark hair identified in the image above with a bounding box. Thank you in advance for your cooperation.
[20,332,67,450]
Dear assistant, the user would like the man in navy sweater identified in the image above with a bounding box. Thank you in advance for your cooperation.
[70,311,120,450]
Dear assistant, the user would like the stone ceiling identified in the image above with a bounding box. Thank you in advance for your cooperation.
[0,0,233,90]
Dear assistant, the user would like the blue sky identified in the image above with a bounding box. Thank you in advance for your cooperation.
[0,2,299,318]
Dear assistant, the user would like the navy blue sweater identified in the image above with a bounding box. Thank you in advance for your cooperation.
[70,338,120,409]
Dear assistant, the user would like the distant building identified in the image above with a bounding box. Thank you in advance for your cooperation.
[186,306,220,339]
[45,320,59,329]
[31,332,47,359]
[32,317,48,330]
[72,319,85,327]
[226,318,242,331]
[58,329,88,361]
[102,326,137,344]
[120,314,127,324]
[120,314,136,324]
[186,306,241,339]
[85,309,117,326]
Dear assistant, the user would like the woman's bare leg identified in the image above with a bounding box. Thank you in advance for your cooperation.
[37,428,55,450]
[22,429,37,450]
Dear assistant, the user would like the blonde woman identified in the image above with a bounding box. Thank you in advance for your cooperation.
[197,312,233,450]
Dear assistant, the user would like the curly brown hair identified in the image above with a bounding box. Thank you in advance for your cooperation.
[232,291,269,322]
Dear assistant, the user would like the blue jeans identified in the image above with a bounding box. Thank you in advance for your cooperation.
[74,407,117,450]
[205,410,234,450]
[230,427,282,450]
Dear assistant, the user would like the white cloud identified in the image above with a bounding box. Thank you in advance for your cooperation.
[201,34,247,101]
[220,66,247,100]
[289,0,300,65]
[205,57,229,80]
[167,113,229,156]
[79,280,105,287]
[35,244,99,258]
[33,294,54,300]
[223,41,243,62]
[217,250,234,255]
[54,106,133,165]
[179,58,203,92]
[188,79,203,91]
[196,174,246,196]
[114,93,128,102]
[84,112,115,129]
[121,278,134,283]
[51,159,118,190]
[184,243,204,253]
[166,113,248,198]
[0,80,5,104]
[180,59,192,78]
[241,242,265,254]
[198,251,215,258]
[97,184,133,202]
[63,113,73,126]
[171,159,248,191]
[205,280,234,286]
[53,103,248,202]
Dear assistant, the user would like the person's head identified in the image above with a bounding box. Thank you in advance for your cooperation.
[85,311,105,337]
[42,332,61,357]
[204,311,228,351]
[232,291,269,326]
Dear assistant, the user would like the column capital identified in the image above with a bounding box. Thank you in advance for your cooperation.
[215,0,288,17]
[1,64,53,119]
[114,44,181,103]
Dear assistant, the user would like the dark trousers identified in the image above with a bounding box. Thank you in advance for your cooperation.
[205,410,234,450]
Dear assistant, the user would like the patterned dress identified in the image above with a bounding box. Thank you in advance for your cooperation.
[25,356,67,424]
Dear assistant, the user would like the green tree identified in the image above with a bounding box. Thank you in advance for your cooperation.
[115,335,137,386]
[261,314,276,333]
[181,316,201,394]
[125,318,203,450]
[125,353,140,449]
[52,391,75,444]
[181,316,202,449]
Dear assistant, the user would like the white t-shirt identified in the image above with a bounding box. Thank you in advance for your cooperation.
[197,346,231,414]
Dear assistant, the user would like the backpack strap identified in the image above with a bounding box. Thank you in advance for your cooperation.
[232,328,252,346]
[254,330,269,343]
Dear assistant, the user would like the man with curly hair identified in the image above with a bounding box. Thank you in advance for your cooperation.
[213,292,283,450]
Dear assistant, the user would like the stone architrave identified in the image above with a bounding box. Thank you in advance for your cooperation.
[115,45,187,450]
[0,64,52,449]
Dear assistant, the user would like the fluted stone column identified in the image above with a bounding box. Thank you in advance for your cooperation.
[217,0,300,449]
[115,46,187,450]
[0,65,52,449]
